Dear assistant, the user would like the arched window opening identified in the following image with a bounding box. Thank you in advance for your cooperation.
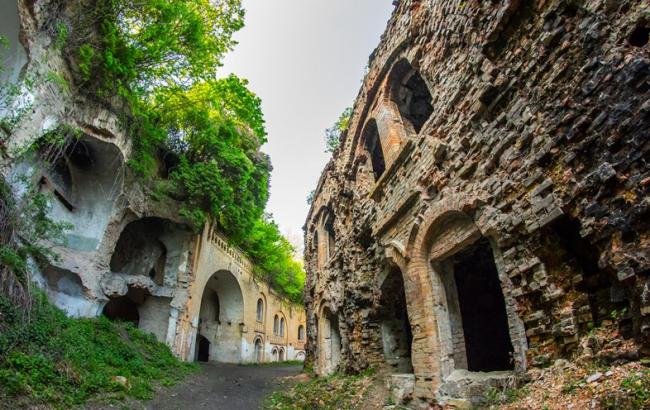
[389,59,433,134]
[313,231,321,269]
[298,325,305,340]
[363,120,386,181]
[325,214,335,260]
[280,317,285,337]
[279,348,285,361]
[272,347,279,362]
[256,298,264,322]
[274,315,279,335]
[110,218,169,286]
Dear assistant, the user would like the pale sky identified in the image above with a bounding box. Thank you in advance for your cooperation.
[220,1,394,254]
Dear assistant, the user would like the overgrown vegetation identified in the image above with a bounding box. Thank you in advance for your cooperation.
[37,0,305,300]
[324,107,352,153]
[0,291,196,408]
[265,369,378,410]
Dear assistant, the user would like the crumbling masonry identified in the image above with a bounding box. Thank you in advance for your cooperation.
[304,0,650,406]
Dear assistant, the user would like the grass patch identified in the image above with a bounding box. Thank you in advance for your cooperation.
[0,290,197,408]
[265,368,375,410]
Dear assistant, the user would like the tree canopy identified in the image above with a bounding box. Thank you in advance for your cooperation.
[61,0,304,302]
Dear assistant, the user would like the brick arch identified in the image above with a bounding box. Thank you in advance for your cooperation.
[401,192,488,395]
[403,193,527,396]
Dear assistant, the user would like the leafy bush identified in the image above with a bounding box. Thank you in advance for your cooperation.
[324,107,352,153]
[0,291,196,407]
[242,216,306,303]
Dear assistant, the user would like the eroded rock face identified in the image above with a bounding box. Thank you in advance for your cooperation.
[1,0,307,365]
[304,0,650,406]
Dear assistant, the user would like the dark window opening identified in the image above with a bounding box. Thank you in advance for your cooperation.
[197,335,210,362]
[103,295,140,326]
[629,25,649,47]
[111,218,168,283]
[363,120,386,181]
[378,267,413,373]
[452,238,514,372]
[213,292,220,322]
[257,298,264,322]
[325,215,336,259]
[389,60,433,134]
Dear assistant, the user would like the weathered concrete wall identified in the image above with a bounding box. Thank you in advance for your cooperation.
[1,0,306,365]
[304,0,650,406]
[174,225,306,363]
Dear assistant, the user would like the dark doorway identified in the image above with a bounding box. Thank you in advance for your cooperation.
[378,267,413,373]
[453,238,513,371]
[197,335,211,362]
[103,296,140,325]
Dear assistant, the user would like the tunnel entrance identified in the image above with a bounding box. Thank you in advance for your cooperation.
[378,267,413,373]
[197,335,211,362]
[448,238,514,372]
[103,295,140,325]
[196,270,244,362]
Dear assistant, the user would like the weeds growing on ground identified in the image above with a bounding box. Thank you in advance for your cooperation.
[0,291,197,408]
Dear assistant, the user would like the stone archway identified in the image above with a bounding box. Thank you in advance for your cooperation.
[404,197,527,399]
[196,270,245,363]
[377,265,413,374]
[319,306,342,375]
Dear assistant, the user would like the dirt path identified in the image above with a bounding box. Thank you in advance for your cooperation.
[96,363,302,410]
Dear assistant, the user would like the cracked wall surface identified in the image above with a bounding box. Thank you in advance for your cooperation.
[1,0,305,365]
[304,0,650,406]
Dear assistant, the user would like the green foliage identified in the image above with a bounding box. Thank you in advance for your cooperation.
[68,0,244,98]
[242,216,306,303]
[0,291,196,407]
[324,107,352,153]
[57,0,304,299]
[0,177,72,283]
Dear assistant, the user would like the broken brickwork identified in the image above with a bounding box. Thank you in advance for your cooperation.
[304,0,650,406]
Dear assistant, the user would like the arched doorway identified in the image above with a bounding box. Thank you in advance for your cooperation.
[378,266,413,373]
[320,307,342,374]
[195,270,244,362]
[426,212,517,375]
[197,335,211,362]
[254,337,263,362]
[272,347,279,362]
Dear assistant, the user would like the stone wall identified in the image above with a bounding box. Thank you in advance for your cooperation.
[304,0,650,406]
